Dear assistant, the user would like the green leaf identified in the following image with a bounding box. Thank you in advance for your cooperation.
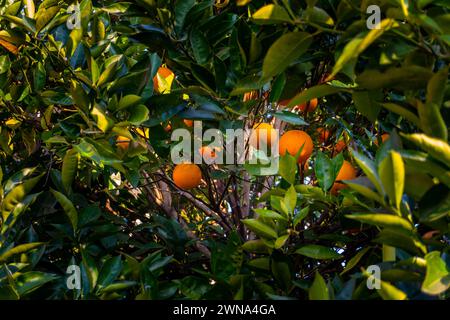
[356,66,433,90]
[293,206,309,227]
[345,178,383,203]
[91,104,114,132]
[248,257,270,270]
[97,256,123,289]
[128,104,149,125]
[35,5,59,33]
[271,252,292,291]
[242,239,269,254]
[174,0,196,34]
[75,139,122,166]
[98,281,137,294]
[378,151,404,209]
[279,153,297,184]
[117,95,142,111]
[1,14,36,33]
[269,73,286,102]
[421,251,450,295]
[97,55,123,88]
[254,208,287,221]
[340,247,371,276]
[309,272,329,300]
[401,133,450,168]
[1,173,43,222]
[330,19,398,79]
[315,151,343,191]
[0,242,45,263]
[61,148,78,193]
[51,189,78,232]
[426,66,448,107]
[252,4,293,25]
[273,110,308,125]
[418,101,448,141]
[381,103,421,128]
[242,219,278,239]
[0,55,11,74]
[295,245,343,260]
[283,185,297,215]
[352,90,382,122]
[274,234,290,249]
[190,28,211,65]
[378,280,407,300]
[66,28,82,58]
[287,84,345,108]
[262,32,312,80]
[400,150,450,188]
[374,229,427,255]
[15,272,58,296]
[350,149,384,195]
[81,249,99,291]
[345,213,414,234]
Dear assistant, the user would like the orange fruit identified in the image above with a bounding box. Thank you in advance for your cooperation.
[278,99,291,107]
[184,119,194,127]
[116,136,131,150]
[164,122,172,132]
[374,133,390,146]
[317,127,330,143]
[279,130,313,164]
[331,160,357,195]
[294,98,318,113]
[153,66,174,93]
[250,123,276,150]
[199,146,221,162]
[335,140,347,153]
[173,163,202,190]
[243,91,259,102]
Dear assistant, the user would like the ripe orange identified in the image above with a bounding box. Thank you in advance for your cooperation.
[279,130,313,164]
[294,98,318,113]
[335,139,347,153]
[374,133,390,146]
[184,119,194,127]
[250,123,276,150]
[116,136,131,150]
[153,66,174,93]
[278,99,291,107]
[243,91,259,102]
[173,163,202,190]
[164,122,172,132]
[199,146,221,162]
[317,127,330,143]
[331,160,357,195]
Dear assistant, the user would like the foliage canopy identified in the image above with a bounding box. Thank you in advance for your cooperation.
[0,0,449,300]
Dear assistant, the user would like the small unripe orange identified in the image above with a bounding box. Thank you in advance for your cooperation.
[279,130,313,164]
[173,163,202,190]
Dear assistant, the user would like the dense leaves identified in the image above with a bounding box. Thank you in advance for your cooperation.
[0,0,448,300]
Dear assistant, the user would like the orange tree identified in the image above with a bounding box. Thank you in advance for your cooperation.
[0,0,449,300]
